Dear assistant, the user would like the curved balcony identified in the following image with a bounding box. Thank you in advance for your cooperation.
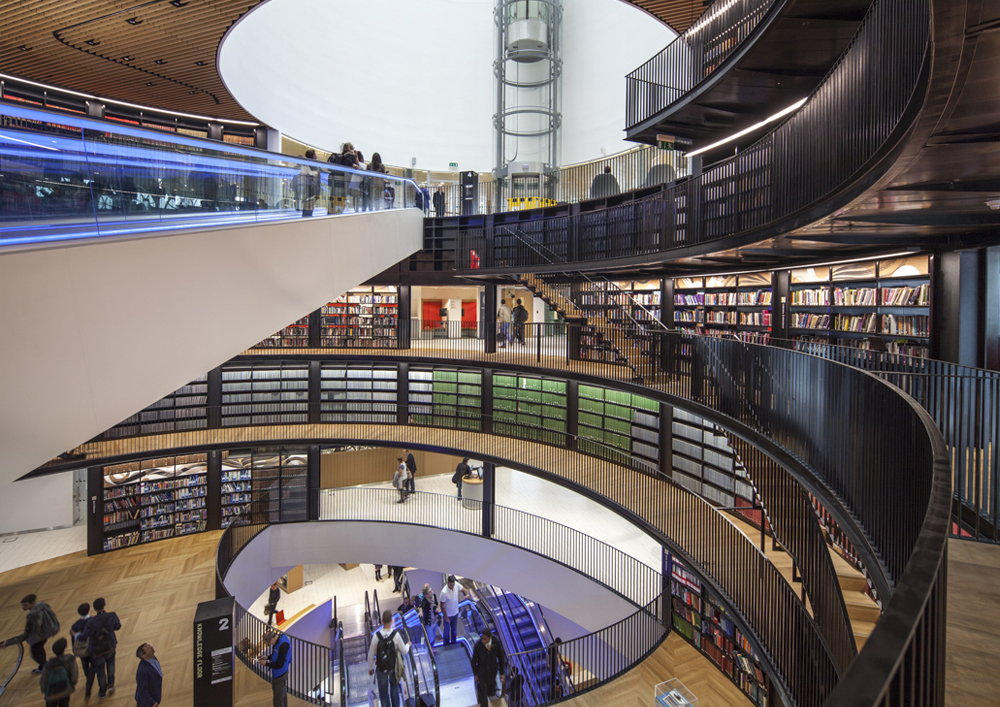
[453,0,931,275]
[59,332,950,707]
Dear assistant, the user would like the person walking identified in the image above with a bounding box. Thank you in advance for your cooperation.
[81,597,121,699]
[433,186,445,217]
[439,575,468,646]
[420,584,439,653]
[403,450,417,495]
[366,153,388,211]
[391,565,405,594]
[134,643,162,707]
[512,299,529,345]
[472,629,505,707]
[70,603,93,697]
[374,564,383,581]
[496,298,512,348]
[39,637,77,707]
[1,594,59,673]
[452,458,470,500]
[266,582,281,627]
[258,630,292,707]
[367,610,410,707]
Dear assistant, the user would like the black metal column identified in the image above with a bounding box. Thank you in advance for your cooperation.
[484,283,497,354]
[207,366,222,429]
[87,466,103,556]
[309,360,321,424]
[309,309,322,348]
[398,284,412,350]
[772,270,790,341]
[481,462,496,538]
[307,445,321,521]
[566,380,578,451]
[206,451,222,531]
[397,363,410,425]
[481,368,493,435]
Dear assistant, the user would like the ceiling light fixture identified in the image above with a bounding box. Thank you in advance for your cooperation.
[170,0,188,6]
[195,61,205,66]
[126,17,143,25]
[85,39,100,46]
[687,98,808,157]
[18,45,32,51]
[986,198,1000,210]
[155,59,167,65]
[0,72,261,126]
[122,56,133,62]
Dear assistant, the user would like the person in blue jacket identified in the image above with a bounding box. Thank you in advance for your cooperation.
[134,643,162,707]
[257,630,292,707]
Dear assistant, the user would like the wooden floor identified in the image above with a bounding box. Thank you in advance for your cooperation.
[0,531,308,707]
[945,538,1000,707]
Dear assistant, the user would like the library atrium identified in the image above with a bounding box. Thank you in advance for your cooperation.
[0,1,998,707]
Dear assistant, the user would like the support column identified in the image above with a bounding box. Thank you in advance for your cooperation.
[484,283,497,354]
[398,284,412,350]
[85,100,106,119]
[87,466,103,556]
[207,122,223,141]
[206,451,222,531]
[397,363,410,425]
[309,309,322,348]
[309,360,321,424]
[659,403,672,480]
[207,366,222,428]
[307,445,321,521]
[481,368,493,435]
[771,270,790,342]
[481,462,496,538]
[566,380,578,451]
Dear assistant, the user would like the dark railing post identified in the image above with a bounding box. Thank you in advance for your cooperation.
[481,462,495,538]
[308,360,321,425]
[207,366,222,429]
[484,283,497,354]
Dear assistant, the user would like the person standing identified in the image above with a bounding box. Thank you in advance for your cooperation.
[350,151,367,212]
[367,610,410,707]
[439,575,468,646]
[366,153,388,211]
[39,637,77,707]
[374,564,383,581]
[452,458,470,500]
[81,597,121,698]
[403,450,417,495]
[433,186,445,217]
[507,665,525,707]
[420,584,439,653]
[70,603,93,697]
[257,630,292,707]
[472,629,505,707]
[512,299,528,345]
[496,299,512,349]
[392,459,407,504]
[1,594,59,673]
[589,165,620,199]
[298,149,320,217]
[391,565,405,594]
[267,583,281,627]
[134,643,162,707]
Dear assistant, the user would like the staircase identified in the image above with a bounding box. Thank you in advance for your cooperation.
[518,272,654,382]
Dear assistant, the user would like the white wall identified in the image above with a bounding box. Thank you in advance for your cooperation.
[220,0,674,172]
[561,0,676,164]
[225,522,638,632]
[0,209,423,492]
[219,0,496,172]
[0,474,74,534]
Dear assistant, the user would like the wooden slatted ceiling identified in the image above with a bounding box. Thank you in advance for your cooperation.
[0,0,700,123]
[0,0,264,121]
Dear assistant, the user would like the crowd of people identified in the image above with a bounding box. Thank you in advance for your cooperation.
[1,594,161,706]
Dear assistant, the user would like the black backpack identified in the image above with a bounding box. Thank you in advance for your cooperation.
[91,627,114,660]
[44,658,70,699]
[375,630,398,673]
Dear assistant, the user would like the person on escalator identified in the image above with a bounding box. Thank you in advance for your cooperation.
[368,610,410,707]
[507,666,525,707]
[472,628,505,707]
[439,575,469,645]
[420,584,440,653]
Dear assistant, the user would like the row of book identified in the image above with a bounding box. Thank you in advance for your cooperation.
[881,284,929,306]
[832,287,877,306]
[740,312,771,326]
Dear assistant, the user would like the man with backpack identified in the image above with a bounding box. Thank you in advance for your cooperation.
[403,449,417,495]
[81,597,121,699]
[1,593,60,673]
[512,298,529,345]
[70,603,93,697]
[39,637,78,707]
[367,610,410,707]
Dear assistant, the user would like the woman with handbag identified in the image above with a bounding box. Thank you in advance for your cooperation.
[420,584,439,654]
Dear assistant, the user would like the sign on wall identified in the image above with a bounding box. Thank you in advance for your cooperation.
[194,596,235,707]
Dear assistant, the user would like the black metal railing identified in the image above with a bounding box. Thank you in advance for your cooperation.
[625,0,782,128]
[455,0,930,272]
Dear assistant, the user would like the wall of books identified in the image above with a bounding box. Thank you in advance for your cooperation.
[577,384,660,468]
[321,363,398,423]
[671,409,754,510]
[321,286,399,348]
[670,555,770,706]
[492,373,567,444]
[410,367,483,430]
[221,361,310,426]
[672,273,773,346]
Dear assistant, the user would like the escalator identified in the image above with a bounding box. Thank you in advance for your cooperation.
[0,642,23,706]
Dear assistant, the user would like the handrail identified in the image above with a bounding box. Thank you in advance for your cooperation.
[0,641,23,699]
[337,622,346,707]
[457,0,931,272]
[626,0,783,128]
[0,100,420,248]
[414,618,440,707]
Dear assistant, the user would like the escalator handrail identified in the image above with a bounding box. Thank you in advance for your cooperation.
[0,641,24,698]
[372,589,380,625]
[415,616,441,707]
[393,613,421,704]
[336,623,346,707]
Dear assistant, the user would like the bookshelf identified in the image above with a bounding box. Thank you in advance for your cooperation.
[672,273,774,347]
[669,556,770,707]
[577,384,659,467]
[221,362,309,426]
[101,454,208,551]
[257,316,310,348]
[670,409,754,509]
[235,449,309,523]
[492,373,566,444]
[321,285,399,348]
[788,255,931,356]
[409,367,483,431]
[106,376,208,438]
[321,363,398,423]
[221,457,253,528]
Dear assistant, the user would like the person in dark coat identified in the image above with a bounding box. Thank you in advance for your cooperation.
[267,582,281,626]
[134,643,162,707]
[472,629,505,707]
[403,449,417,495]
[433,186,446,217]
[590,165,621,199]
[81,597,121,698]
[70,603,93,697]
